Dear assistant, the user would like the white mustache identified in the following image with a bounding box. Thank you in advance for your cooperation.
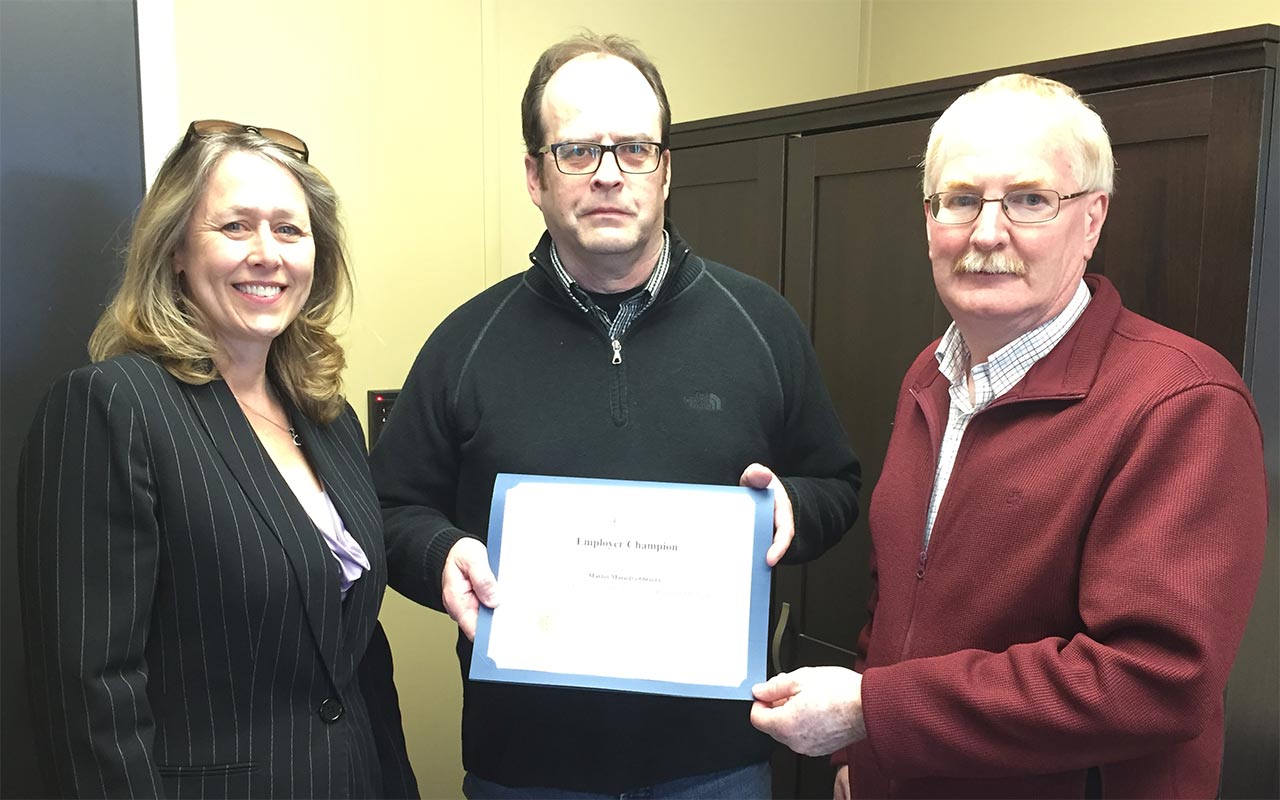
[954,251,1029,275]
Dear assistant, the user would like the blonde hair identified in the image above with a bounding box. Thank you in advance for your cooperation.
[922,73,1115,197]
[89,128,352,423]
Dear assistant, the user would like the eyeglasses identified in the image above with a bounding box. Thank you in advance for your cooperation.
[181,119,309,162]
[538,141,666,175]
[926,189,1088,224]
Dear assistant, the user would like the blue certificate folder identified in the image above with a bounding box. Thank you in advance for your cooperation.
[470,473,774,700]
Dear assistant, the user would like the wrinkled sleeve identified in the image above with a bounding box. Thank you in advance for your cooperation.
[18,368,164,798]
[370,335,472,613]
[772,301,861,564]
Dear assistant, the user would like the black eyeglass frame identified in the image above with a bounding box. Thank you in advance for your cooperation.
[180,119,310,163]
[537,140,668,175]
[925,189,1089,224]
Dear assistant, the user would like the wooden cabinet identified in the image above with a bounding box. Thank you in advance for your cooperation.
[669,25,1279,799]
[670,137,787,289]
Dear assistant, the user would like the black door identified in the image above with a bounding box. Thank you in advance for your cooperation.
[0,3,145,796]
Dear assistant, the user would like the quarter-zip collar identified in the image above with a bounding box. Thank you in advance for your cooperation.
[550,229,671,315]
[912,273,1124,432]
[934,278,1091,413]
[526,221,698,314]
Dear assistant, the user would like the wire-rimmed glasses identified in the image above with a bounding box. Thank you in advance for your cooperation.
[927,189,1088,224]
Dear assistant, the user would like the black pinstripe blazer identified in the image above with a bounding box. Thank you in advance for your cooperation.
[17,352,409,799]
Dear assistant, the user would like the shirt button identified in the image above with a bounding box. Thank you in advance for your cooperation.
[318,698,344,724]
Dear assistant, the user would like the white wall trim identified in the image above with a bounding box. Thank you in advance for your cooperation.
[135,0,178,190]
[481,0,503,289]
[859,0,874,92]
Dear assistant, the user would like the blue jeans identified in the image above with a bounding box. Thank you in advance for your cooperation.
[462,761,772,799]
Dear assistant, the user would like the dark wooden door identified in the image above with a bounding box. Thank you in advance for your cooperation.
[1085,71,1269,374]
[668,136,787,291]
[669,124,944,798]
[779,117,941,798]
[667,136,802,795]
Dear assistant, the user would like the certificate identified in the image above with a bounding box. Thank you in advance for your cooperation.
[469,473,773,699]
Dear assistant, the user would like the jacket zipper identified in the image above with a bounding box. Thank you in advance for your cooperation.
[529,246,693,368]
[898,550,928,658]
[529,244,694,421]
[899,385,940,662]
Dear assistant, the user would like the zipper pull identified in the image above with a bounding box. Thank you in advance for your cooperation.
[915,550,928,579]
[611,339,622,365]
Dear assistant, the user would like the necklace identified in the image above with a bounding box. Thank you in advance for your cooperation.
[237,397,301,447]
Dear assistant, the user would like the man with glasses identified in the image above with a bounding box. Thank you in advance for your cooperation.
[751,73,1266,798]
[371,33,859,799]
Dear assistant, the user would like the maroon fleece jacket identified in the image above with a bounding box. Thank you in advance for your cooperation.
[842,275,1267,798]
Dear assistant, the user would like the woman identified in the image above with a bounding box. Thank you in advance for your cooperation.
[17,121,416,798]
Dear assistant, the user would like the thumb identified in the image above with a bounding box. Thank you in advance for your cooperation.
[752,672,799,704]
[462,549,501,608]
[739,462,775,490]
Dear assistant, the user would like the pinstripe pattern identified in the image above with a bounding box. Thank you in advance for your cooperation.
[17,353,390,798]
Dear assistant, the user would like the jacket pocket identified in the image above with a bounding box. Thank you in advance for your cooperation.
[157,761,258,777]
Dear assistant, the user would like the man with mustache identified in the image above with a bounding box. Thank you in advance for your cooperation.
[751,74,1267,798]
[371,32,860,799]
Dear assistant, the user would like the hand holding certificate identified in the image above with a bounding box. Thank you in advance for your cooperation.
[470,473,773,699]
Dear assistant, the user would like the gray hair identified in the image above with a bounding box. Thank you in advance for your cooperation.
[922,73,1115,197]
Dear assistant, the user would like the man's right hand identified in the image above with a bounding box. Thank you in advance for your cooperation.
[751,667,866,756]
[442,537,499,641]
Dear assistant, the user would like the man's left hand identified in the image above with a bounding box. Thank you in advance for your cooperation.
[750,667,867,756]
[740,462,794,566]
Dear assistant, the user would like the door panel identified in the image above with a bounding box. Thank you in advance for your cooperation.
[795,123,940,660]
[666,136,798,795]
[668,137,787,291]
[1085,71,1267,371]
[781,119,939,799]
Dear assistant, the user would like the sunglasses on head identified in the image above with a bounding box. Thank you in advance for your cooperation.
[180,119,309,162]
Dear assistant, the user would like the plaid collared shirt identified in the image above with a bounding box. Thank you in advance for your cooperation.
[922,279,1092,549]
[548,230,671,352]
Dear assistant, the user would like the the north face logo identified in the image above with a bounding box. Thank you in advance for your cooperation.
[683,391,723,411]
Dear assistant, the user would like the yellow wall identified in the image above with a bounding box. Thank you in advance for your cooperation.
[862,0,1278,90]
[168,2,1275,797]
